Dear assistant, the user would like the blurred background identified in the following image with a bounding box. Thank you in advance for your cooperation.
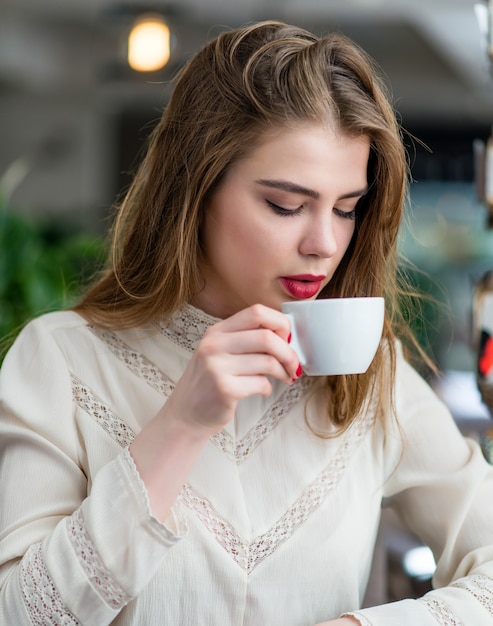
[1,0,493,606]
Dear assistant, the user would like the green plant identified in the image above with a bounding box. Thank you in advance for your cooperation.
[0,205,106,361]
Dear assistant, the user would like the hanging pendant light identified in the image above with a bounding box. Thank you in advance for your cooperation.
[128,14,170,72]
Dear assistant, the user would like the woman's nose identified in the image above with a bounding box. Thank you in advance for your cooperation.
[298,213,339,258]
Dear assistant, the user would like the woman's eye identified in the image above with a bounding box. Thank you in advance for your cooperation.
[266,200,303,217]
[334,207,357,221]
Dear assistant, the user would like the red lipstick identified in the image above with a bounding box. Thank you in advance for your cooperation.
[280,274,325,300]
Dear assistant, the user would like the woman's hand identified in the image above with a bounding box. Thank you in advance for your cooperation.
[129,304,299,520]
[315,618,361,626]
[167,303,299,436]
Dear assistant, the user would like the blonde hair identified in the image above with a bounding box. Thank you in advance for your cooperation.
[75,21,416,431]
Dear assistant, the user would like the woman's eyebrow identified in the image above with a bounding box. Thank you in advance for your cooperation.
[255,178,368,200]
[339,187,369,200]
[255,179,320,199]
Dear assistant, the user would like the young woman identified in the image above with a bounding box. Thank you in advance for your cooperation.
[1,21,493,626]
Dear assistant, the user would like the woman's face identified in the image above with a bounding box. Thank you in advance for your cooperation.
[194,123,370,318]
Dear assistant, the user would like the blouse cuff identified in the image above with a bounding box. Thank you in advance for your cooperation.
[77,449,187,598]
[39,449,188,624]
[343,597,459,626]
[121,447,188,540]
[341,612,370,625]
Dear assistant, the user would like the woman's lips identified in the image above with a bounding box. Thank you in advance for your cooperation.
[280,275,326,299]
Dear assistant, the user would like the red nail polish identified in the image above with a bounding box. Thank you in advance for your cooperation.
[287,333,292,344]
[296,363,303,377]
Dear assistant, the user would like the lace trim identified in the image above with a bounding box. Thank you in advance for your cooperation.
[180,414,370,574]
[21,543,80,625]
[211,376,313,463]
[89,322,312,464]
[121,447,158,521]
[158,304,220,353]
[71,373,135,448]
[88,327,175,396]
[419,575,493,624]
[68,508,131,609]
[419,597,464,626]
[451,574,493,616]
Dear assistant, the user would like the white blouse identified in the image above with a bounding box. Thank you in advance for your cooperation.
[1,305,493,626]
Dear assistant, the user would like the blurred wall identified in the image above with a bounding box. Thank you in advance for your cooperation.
[0,94,115,229]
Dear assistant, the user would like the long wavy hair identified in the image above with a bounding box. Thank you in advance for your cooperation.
[74,21,418,431]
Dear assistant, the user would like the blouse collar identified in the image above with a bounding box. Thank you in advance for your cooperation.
[158,303,221,353]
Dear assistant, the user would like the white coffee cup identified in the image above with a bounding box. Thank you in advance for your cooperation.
[281,297,384,376]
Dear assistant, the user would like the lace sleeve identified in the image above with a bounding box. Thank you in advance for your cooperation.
[2,450,186,625]
[20,542,80,625]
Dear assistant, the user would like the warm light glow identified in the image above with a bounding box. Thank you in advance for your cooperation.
[128,16,170,72]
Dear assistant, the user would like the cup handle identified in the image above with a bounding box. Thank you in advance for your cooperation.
[284,312,306,367]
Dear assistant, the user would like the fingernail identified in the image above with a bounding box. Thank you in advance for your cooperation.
[296,363,303,378]
[287,332,292,344]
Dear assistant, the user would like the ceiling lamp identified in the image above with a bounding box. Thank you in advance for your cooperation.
[128,14,170,72]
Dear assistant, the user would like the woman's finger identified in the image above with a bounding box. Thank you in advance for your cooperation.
[212,303,291,340]
[200,326,299,380]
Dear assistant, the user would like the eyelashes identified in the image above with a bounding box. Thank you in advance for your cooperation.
[266,200,304,217]
[266,200,357,221]
[334,208,357,221]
